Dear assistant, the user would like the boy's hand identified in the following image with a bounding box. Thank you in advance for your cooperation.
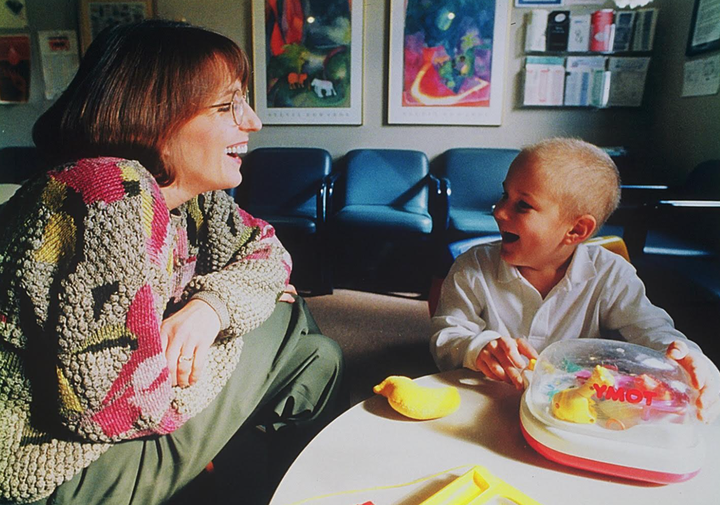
[476,336,539,391]
[666,340,720,423]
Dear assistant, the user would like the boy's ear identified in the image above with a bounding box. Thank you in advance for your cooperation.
[565,214,597,244]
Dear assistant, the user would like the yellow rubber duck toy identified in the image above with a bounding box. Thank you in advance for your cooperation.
[551,365,615,424]
[373,376,461,420]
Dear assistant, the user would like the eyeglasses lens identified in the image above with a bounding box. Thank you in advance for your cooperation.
[232,91,247,126]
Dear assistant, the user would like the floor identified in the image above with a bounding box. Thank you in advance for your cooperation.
[305,289,437,406]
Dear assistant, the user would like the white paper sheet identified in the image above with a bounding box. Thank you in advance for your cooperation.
[524,56,566,106]
[38,31,80,100]
[682,54,720,97]
[525,10,549,52]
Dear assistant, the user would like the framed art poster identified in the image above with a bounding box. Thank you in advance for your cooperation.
[0,0,27,28]
[0,35,31,104]
[686,0,720,56]
[79,0,153,53]
[388,0,510,125]
[252,0,363,125]
[515,0,562,6]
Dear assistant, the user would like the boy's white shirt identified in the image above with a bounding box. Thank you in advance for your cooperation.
[430,242,714,375]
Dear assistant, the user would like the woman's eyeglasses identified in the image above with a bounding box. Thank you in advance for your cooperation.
[209,89,250,126]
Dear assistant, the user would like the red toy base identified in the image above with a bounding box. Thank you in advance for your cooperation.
[520,422,700,484]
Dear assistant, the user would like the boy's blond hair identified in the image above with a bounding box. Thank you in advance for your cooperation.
[517,138,621,230]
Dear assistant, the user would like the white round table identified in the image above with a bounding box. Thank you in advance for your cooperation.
[270,369,720,505]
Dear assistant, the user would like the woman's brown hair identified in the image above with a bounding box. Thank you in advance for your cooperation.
[32,20,249,185]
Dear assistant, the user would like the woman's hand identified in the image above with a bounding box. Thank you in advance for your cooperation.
[278,284,298,303]
[161,299,222,387]
[476,336,538,391]
[666,340,720,423]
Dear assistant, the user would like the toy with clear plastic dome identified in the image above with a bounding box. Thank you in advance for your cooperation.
[520,338,705,484]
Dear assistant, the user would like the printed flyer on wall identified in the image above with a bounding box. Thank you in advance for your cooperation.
[39,31,80,100]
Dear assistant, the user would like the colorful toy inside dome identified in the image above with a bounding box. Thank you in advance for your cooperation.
[520,339,704,484]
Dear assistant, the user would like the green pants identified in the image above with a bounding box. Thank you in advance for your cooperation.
[25,298,343,505]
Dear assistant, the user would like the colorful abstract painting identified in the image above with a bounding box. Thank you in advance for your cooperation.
[388,0,509,125]
[0,35,30,104]
[253,0,363,125]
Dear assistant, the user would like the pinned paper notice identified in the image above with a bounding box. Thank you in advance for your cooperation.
[39,31,80,100]
[682,55,720,98]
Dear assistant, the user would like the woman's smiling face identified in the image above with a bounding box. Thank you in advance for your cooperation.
[161,80,262,202]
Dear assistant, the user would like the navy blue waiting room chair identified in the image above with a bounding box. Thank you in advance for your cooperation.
[328,148,440,291]
[639,160,720,258]
[235,147,333,294]
[0,146,47,208]
[628,160,720,309]
[0,146,46,183]
[431,148,520,242]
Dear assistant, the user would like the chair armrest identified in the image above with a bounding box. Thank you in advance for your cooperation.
[324,171,343,219]
[623,200,720,257]
[621,185,670,190]
[657,200,720,208]
[316,179,328,227]
[606,186,671,256]
[618,184,671,208]
[428,174,450,235]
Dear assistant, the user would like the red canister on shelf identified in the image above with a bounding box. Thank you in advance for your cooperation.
[590,9,614,52]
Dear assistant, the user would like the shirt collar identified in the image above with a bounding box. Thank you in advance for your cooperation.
[496,243,597,286]
[497,255,519,284]
[567,243,597,285]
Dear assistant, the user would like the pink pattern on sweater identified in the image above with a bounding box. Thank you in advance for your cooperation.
[244,247,272,261]
[237,207,275,240]
[51,158,126,205]
[92,385,142,437]
[147,183,170,265]
[93,284,177,438]
[235,207,291,284]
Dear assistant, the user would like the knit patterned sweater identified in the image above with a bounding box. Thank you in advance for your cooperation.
[0,158,292,503]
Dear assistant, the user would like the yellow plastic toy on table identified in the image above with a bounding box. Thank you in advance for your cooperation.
[418,466,543,505]
[373,376,461,420]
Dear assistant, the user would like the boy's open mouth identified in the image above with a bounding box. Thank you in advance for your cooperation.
[501,231,520,244]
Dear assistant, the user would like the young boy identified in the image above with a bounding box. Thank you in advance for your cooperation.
[430,138,719,421]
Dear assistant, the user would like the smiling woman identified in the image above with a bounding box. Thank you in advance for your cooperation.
[0,20,342,505]
[160,82,262,209]
[33,20,251,186]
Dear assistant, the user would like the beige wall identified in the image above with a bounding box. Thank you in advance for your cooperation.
[158,0,653,159]
[2,0,717,181]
